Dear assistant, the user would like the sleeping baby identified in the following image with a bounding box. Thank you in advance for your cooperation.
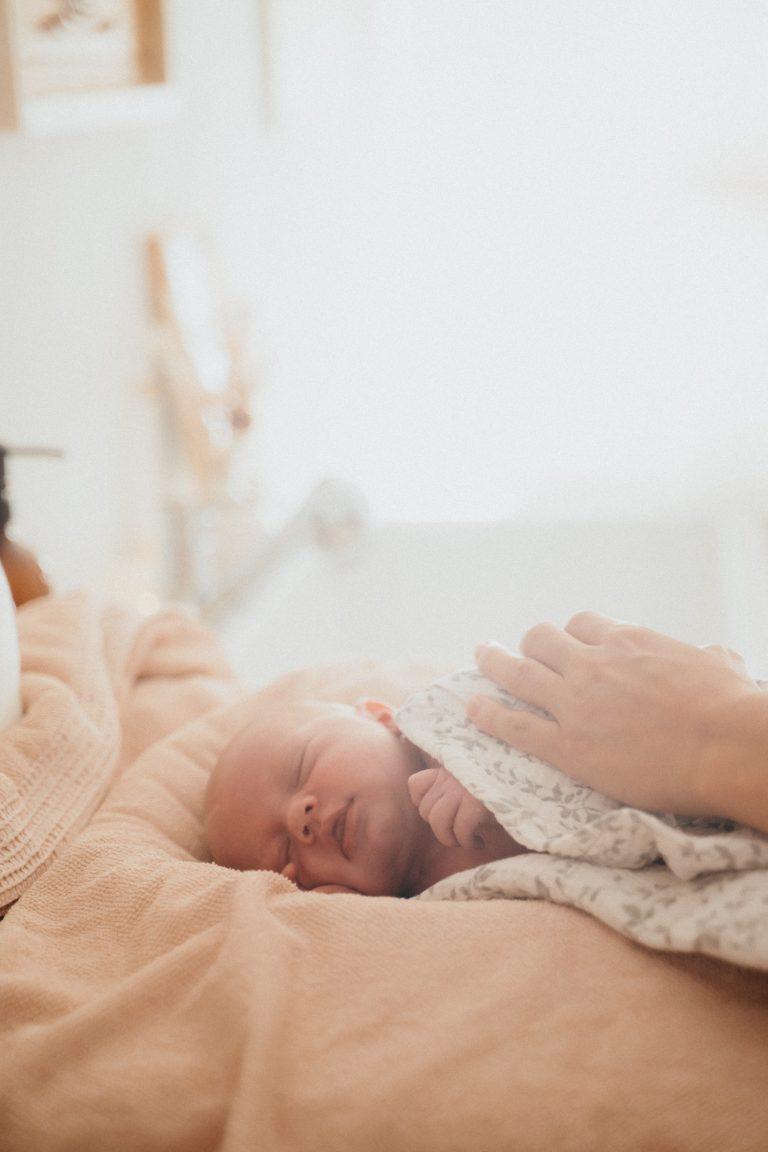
[204,696,525,896]
[205,669,768,968]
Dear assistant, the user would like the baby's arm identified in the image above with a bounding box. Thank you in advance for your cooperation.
[408,764,494,849]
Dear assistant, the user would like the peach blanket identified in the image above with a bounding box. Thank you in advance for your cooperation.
[2,594,768,1151]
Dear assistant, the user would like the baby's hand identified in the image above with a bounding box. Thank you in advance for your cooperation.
[408,765,490,849]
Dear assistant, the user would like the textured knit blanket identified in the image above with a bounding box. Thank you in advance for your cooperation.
[4,603,768,1151]
[396,670,768,971]
[0,591,235,910]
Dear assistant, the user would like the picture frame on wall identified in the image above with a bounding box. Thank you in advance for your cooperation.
[0,0,171,132]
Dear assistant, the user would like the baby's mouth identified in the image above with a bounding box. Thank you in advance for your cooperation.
[332,801,353,860]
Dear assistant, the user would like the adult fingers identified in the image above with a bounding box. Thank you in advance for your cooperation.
[703,642,741,661]
[475,643,561,715]
[564,611,617,644]
[703,644,749,676]
[520,622,583,674]
[467,694,560,765]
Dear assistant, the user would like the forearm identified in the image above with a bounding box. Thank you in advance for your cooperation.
[702,689,768,833]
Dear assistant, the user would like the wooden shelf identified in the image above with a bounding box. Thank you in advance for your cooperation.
[0,1,171,134]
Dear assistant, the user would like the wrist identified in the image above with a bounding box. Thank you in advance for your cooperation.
[700,687,768,827]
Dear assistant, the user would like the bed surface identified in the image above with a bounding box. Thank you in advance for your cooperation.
[2,596,768,1151]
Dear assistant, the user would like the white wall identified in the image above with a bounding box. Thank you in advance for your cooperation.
[0,0,262,590]
[218,518,731,688]
[1,1,768,667]
[247,0,768,523]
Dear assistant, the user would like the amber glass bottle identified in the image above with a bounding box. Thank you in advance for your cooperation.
[0,446,52,607]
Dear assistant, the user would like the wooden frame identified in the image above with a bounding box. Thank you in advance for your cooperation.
[0,1,171,133]
[147,225,255,502]
[147,224,259,608]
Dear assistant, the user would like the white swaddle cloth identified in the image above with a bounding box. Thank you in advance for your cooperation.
[0,565,20,731]
[396,670,768,971]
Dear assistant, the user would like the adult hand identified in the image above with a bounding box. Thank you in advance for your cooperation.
[408,764,492,849]
[467,612,767,820]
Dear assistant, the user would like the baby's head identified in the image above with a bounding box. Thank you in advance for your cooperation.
[204,698,430,897]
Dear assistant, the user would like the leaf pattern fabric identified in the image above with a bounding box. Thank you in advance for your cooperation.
[396,671,768,971]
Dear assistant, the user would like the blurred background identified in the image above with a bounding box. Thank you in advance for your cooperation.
[2,0,768,684]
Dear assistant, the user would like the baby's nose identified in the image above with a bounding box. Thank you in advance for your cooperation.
[288,794,320,843]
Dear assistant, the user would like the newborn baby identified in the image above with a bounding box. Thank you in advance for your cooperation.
[204,697,524,896]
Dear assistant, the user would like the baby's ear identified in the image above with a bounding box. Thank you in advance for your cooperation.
[354,697,400,734]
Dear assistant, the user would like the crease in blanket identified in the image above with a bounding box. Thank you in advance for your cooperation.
[4,649,768,1151]
[396,670,768,972]
[0,592,235,912]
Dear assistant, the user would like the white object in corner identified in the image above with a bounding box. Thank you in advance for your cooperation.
[0,563,20,730]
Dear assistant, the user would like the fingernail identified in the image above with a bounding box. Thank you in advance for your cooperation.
[475,641,496,661]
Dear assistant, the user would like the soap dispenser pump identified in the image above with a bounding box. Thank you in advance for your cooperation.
[0,445,60,607]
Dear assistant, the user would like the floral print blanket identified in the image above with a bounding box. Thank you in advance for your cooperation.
[396,671,768,971]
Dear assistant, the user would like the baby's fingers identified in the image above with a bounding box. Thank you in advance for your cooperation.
[452,793,490,850]
[408,767,440,806]
[418,785,461,847]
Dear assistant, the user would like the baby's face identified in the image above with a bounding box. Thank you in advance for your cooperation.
[204,702,429,896]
